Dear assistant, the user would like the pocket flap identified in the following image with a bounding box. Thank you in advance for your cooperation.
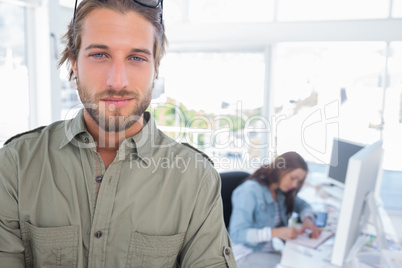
[22,221,79,249]
[131,231,185,256]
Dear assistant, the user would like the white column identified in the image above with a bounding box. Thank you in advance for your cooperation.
[27,0,52,127]
[261,45,275,159]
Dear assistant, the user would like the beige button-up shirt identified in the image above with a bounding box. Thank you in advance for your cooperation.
[0,110,236,268]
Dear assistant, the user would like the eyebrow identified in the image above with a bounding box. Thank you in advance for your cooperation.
[85,44,152,56]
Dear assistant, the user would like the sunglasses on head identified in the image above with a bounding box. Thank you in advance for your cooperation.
[73,0,163,22]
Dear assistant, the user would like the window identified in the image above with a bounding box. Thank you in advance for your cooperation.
[273,42,386,163]
[59,63,82,120]
[393,0,402,18]
[153,52,266,171]
[187,0,275,23]
[382,42,402,171]
[277,0,389,21]
[164,0,187,23]
[0,2,29,146]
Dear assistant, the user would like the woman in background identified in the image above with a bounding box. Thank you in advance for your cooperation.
[229,151,321,267]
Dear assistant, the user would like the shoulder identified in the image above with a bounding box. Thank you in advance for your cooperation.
[237,179,261,190]
[294,195,309,206]
[174,141,218,183]
[4,126,47,145]
[3,120,66,148]
[146,113,214,168]
[150,128,219,184]
[231,180,265,209]
[233,180,262,196]
[155,129,215,168]
[180,142,214,166]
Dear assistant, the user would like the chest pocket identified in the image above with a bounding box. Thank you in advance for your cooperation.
[126,231,185,268]
[21,222,79,268]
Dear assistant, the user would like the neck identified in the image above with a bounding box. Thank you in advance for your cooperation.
[269,183,278,192]
[83,110,144,152]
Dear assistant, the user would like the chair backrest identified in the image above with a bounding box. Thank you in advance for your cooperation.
[220,171,250,229]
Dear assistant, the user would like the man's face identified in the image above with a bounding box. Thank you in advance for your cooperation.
[71,8,156,132]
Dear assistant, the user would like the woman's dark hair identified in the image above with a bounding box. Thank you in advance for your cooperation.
[247,151,308,215]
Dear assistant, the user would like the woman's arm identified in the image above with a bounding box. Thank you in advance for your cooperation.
[293,196,322,238]
[293,196,315,221]
[229,181,274,246]
[229,181,300,245]
[271,226,300,240]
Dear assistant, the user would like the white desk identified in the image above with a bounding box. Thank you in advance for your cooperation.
[280,239,387,268]
[279,180,388,268]
[278,186,343,267]
[280,238,338,268]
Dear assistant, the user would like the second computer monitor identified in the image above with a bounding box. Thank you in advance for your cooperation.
[331,140,384,266]
[327,138,364,187]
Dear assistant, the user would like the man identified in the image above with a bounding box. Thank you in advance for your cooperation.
[0,0,236,267]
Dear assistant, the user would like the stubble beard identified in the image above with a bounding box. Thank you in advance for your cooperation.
[76,79,153,133]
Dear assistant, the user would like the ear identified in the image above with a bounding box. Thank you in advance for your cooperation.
[71,59,78,78]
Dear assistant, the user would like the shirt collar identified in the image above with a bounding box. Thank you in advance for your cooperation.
[60,109,90,149]
[263,185,275,204]
[60,110,156,163]
[118,112,154,163]
[261,184,286,204]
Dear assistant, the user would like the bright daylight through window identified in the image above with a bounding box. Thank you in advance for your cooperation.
[0,2,29,147]
[153,52,266,171]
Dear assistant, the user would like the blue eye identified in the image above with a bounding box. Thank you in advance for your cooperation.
[91,53,105,58]
[131,56,144,62]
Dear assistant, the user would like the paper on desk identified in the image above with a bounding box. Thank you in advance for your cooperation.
[381,250,402,268]
[287,230,334,249]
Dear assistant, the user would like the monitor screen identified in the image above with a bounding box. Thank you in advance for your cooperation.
[328,138,364,185]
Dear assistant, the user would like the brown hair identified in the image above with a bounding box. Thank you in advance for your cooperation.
[247,151,308,215]
[59,0,167,80]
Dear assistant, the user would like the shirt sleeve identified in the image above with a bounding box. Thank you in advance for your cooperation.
[293,195,315,221]
[228,182,272,247]
[0,148,25,267]
[179,168,237,268]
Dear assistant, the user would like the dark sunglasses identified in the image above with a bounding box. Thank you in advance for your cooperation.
[73,0,163,23]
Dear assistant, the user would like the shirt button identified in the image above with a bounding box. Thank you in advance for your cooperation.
[224,247,231,255]
[84,137,89,144]
[95,176,103,183]
[95,231,102,238]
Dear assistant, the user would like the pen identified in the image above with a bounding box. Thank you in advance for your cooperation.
[302,228,312,238]
[288,214,296,227]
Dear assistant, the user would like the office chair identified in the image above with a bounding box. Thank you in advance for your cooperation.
[220,171,250,229]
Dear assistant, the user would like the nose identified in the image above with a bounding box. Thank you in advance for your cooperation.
[106,60,129,90]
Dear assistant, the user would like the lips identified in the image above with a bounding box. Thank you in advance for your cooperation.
[100,98,134,109]
[286,186,294,192]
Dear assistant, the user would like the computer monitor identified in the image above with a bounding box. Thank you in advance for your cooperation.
[327,138,364,187]
[330,140,384,267]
